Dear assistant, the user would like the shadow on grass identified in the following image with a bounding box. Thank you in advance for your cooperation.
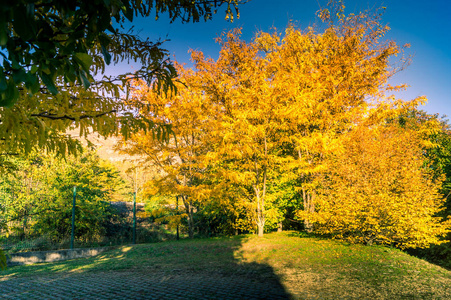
[287,230,334,241]
[405,242,451,271]
[0,235,291,299]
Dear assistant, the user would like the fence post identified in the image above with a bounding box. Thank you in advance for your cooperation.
[71,186,76,250]
[176,196,179,240]
[133,191,136,245]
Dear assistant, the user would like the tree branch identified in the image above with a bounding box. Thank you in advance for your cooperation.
[30,110,117,121]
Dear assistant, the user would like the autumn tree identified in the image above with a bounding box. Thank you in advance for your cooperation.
[298,108,450,248]
[402,111,451,203]
[119,65,215,238]
[185,1,412,236]
[113,2,450,247]
[273,5,417,232]
[189,30,294,237]
[395,110,451,266]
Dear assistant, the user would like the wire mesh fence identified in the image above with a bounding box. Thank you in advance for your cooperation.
[0,201,177,254]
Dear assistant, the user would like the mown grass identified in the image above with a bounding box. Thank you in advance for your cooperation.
[1,231,450,299]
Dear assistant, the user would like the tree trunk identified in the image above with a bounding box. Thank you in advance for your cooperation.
[182,195,194,239]
[277,222,283,233]
[257,223,264,237]
[304,219,313,233]
[21,213,27,240]
[254,192,265,237]
[303,188,315,233]
[188,203,194,239]
[253,150,267,237]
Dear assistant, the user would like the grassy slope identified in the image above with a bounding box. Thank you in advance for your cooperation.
[1,232,450,299]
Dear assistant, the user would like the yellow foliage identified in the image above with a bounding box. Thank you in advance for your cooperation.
[118,63,215,238]
[118,4,447,244]
[299,121,450,248]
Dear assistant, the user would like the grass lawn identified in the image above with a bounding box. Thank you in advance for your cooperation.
[1,231,450,299]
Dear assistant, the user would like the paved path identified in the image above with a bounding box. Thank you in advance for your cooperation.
[0,270,291,299]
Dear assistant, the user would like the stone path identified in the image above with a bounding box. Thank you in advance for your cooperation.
[0,270,291,299]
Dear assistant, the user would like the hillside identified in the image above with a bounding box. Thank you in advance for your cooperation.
[1,232,450,299]
[67,128,134,163]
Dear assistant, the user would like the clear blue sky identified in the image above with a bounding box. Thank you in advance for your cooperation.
[113,0,451,119]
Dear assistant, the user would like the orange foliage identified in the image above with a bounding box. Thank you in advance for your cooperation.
[119,3,450,244]
[120,65,213,238]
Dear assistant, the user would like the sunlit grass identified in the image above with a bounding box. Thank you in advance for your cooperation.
[1,232,450,299]
[235,233,451,299]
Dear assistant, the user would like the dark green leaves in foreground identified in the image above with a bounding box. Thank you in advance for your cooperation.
[0,0,243,107]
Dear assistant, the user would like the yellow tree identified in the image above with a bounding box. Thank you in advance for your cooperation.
[190,3,410,235]
[300,105,450,248]
[261,5,412,232]
[191,30,290,237]
[119,65,214,238]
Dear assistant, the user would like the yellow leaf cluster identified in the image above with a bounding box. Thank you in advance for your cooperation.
[300,122,450,248]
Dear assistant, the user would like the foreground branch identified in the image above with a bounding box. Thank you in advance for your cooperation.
[30,110,117,121]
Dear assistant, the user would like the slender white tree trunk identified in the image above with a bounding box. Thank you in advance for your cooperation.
[303,188,315,233]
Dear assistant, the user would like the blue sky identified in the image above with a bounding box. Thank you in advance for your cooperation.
[114,0,451,119]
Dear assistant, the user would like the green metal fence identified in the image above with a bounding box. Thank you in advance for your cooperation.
[0,199,176,254]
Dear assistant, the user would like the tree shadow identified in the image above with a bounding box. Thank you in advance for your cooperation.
[404,243,451,271]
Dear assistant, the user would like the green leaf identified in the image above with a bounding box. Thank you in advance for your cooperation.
[25,73,40,94]
[41,64,51,75]
[79,71,91,89]
[99,33,112,65]
[10,56,20,70]
[0,80,19,107]
[0,92,7,107]
[0,12,7,46]
[65,63,77,83]
[74,53,93,73]
[6,81,19,105]
[13,5,36,41]
[101,45,112,65]
[0,28,7,46]
[30,65,39,74]
[25,3,35,19]
[0,68,7,91]
[107,24,116,33]
[40,73,58,95]
[12,68,27,83]
[121,1,134,22]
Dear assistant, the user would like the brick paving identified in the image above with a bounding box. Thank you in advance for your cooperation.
[0,270,291,299]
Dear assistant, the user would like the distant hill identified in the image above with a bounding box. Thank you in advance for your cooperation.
[66,128,140,163]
